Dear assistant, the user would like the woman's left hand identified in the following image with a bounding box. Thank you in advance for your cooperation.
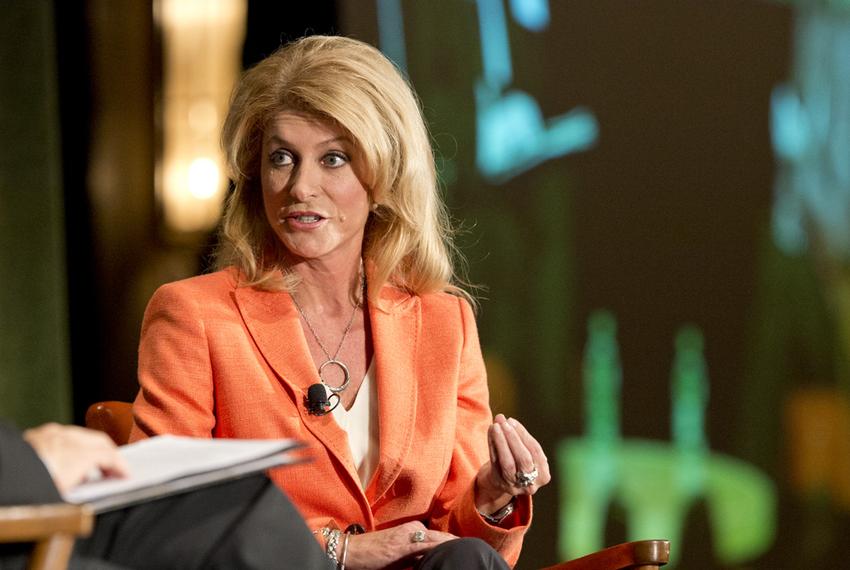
[475,414,551,514]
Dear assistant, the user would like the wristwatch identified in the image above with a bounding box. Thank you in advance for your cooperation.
[480,498,515,525]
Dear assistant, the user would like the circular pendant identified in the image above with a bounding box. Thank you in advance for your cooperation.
[319,359,351,393]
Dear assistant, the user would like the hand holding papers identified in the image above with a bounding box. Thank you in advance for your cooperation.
[64,435,304,513]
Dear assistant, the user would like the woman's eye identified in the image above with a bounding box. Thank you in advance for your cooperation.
[269,150,293,167]
[322,152,348,168]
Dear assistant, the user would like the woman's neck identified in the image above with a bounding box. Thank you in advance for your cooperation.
[287,258,364,315]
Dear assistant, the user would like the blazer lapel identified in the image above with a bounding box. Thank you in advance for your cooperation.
[233,286,358,481]
[366,286,420,504]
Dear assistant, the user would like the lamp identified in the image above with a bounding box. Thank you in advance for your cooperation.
[155,0,246,236]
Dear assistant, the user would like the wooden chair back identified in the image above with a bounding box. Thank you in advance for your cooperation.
[85,401,133,445]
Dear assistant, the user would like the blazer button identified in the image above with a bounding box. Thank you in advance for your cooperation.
[345,523,365,535]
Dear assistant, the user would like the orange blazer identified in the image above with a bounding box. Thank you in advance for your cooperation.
[129,268,530,566]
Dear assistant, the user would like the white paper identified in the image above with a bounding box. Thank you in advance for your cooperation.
[64,435,301,508]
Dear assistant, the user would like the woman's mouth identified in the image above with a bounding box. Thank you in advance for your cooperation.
[281,211,326,227]
[289,214,323,223]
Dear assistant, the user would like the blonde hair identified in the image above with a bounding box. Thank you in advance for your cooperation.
[217,35,469,302]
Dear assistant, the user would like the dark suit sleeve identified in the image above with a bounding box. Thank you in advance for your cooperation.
[0,421,62,506]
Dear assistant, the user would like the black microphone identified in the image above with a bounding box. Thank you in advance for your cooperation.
[305,383,339,416]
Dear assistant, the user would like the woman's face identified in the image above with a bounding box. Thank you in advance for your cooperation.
[260,112,370,268]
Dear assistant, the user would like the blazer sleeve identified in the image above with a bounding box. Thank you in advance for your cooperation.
[0,421,63,506]
[428,297,531,567]
[129,282,216,441]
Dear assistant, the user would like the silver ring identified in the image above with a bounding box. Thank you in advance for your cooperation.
[515,466,539,487]
[410,530,426,543]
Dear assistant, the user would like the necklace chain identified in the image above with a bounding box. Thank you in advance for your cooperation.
[290,272,365,394]
[293,296,359,363]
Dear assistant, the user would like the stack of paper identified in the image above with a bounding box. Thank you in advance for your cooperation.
[65,435,304,513]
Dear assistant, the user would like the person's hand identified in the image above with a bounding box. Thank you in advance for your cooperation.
[23,423,130,494]
[475,414,551,515]
[342,521,457,570]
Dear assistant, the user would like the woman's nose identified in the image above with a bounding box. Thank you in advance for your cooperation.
[288,162,321,201]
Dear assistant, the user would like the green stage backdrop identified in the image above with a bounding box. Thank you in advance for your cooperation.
[0,0,72,427]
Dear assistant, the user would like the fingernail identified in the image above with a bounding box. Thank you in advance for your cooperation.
[508,417,519,427]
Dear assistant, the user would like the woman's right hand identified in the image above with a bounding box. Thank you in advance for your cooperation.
[342,521,457,569]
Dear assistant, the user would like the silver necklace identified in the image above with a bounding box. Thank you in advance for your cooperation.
[291,275,365,394]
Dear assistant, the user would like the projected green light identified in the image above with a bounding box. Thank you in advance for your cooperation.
[376,0,407,74]
[770,6,850,258]
[474,0,598,181]
[559,313,776,566]
[377,0,599,182]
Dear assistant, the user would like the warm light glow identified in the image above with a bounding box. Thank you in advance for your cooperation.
[156,0,246,234]
[187,157,220,200]
[187,99,218,133]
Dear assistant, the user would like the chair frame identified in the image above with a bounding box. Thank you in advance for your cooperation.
[85,400,133,446]
[0,503,94,570]
[542,539,670,570]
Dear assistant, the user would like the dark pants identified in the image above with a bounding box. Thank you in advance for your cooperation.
[71,474,333,570]
[415,538,511,570]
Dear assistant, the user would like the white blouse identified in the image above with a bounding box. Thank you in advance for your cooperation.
[331,359,379,488]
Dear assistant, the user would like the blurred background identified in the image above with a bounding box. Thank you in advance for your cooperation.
[2,0,848,567]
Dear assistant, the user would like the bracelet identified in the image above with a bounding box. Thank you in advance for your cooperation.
[321,528,341,564]
[479,497,515,525]
[338,531,350,570]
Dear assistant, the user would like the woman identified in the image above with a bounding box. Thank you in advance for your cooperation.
[130,35,550,569]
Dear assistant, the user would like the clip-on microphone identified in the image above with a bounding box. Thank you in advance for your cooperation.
[305,383,340,416]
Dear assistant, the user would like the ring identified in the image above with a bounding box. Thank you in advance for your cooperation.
[515,466,539,487]
[410,530,426,543]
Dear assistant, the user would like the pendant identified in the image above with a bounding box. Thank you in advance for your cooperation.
[319,359,351,393]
